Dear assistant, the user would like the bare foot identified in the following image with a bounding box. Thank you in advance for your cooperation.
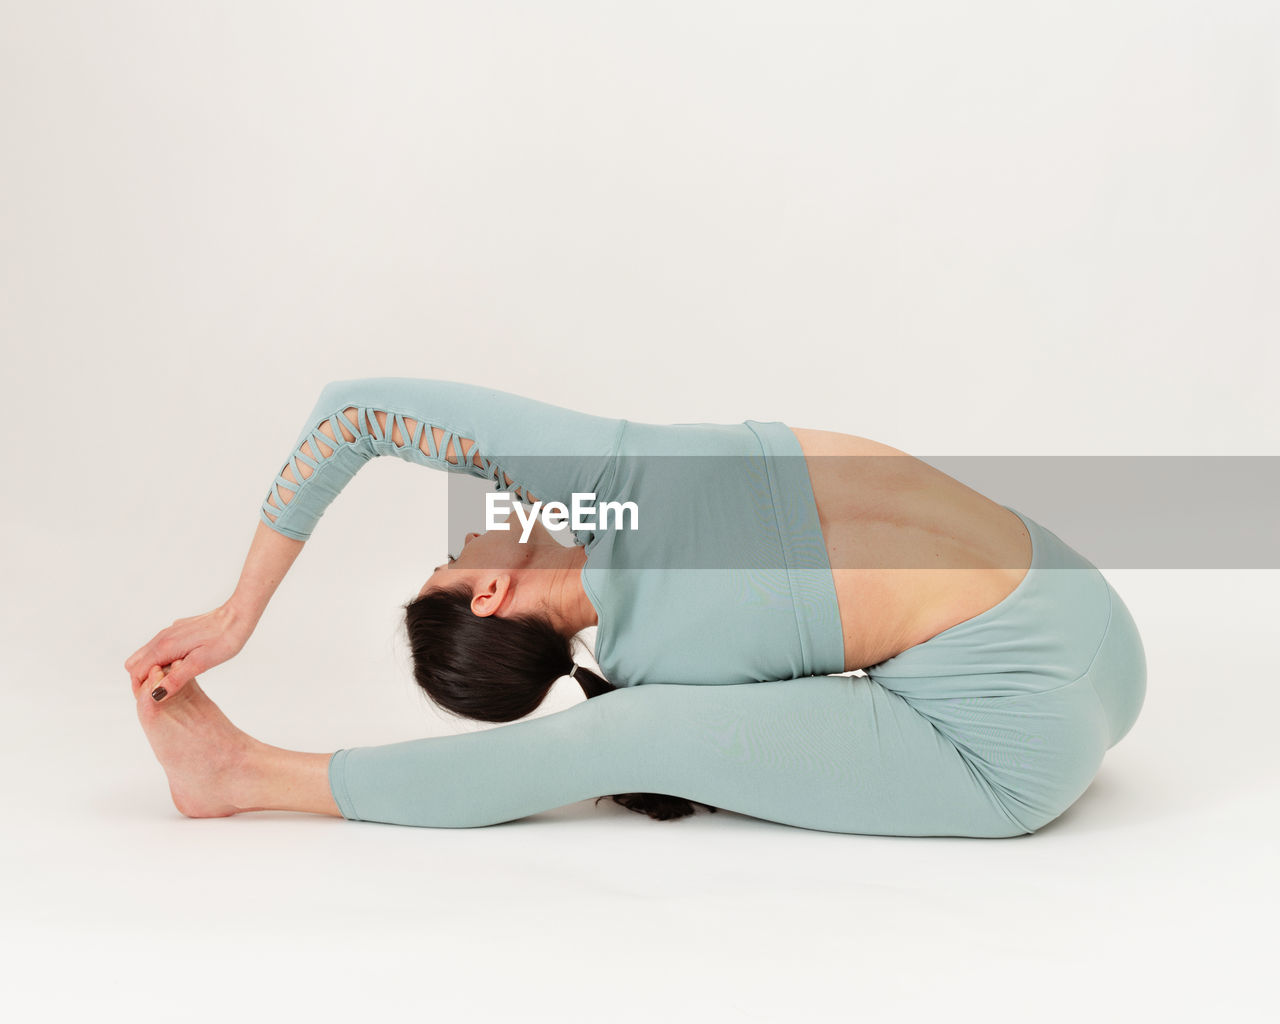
[134,665,257,818]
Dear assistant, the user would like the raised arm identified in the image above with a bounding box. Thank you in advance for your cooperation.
[259,377,626,542]
[126,377,627,699]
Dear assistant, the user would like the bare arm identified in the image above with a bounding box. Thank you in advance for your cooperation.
[229,404,490,622]
[126,378,624,698]
[126,405,477,695]
[226,519,305,629]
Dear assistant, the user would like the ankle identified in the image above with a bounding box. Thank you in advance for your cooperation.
[228,738,276,813]
[234,742,341,817]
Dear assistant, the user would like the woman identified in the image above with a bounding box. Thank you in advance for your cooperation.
[125,377,1146,836]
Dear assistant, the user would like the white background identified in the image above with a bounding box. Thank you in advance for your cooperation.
[2,2,1276,1020]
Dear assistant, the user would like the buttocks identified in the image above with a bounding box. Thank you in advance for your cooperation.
[579,419,845,687]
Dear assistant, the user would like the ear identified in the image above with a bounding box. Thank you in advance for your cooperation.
[470,573,512,618]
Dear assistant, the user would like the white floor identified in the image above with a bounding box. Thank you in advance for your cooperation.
[3,570,1275,1022]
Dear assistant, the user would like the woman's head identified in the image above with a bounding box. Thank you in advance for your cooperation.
[401,577,717,822]
[403,580,573,722]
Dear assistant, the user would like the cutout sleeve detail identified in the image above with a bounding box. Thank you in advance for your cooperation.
[260,378,627,543]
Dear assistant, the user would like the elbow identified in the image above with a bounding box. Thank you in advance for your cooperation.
[316,378,359,406]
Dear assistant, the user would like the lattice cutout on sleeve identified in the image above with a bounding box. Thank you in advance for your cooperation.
[262,404,541,525]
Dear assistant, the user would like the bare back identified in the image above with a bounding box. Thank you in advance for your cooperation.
[789,427,1033,672]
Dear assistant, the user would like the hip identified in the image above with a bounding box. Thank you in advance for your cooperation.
[863,506,1148,830]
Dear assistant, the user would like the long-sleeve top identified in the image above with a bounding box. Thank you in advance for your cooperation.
[262,378,845,686]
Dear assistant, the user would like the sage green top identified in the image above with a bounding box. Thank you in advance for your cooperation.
[263,377,845,685]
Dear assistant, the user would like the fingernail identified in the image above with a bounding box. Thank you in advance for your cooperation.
[151,686,168,702]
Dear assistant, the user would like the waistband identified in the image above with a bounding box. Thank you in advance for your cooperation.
[745,420,847,677]
[865,506,1113,690]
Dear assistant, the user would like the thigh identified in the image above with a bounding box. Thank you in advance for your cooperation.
[602,675,1031,838]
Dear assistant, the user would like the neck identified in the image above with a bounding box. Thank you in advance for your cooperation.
[527,541,596,637]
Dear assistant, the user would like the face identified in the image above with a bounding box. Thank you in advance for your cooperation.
[416,517,560,601]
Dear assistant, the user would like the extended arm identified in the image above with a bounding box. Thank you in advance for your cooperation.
[127,378,626,695]
[242,376,626,625]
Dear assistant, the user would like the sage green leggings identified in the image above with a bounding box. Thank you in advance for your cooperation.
[328,507,1146,837]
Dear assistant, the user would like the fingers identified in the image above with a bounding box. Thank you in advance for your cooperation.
[127,660,151,691]
[125,648,144,678]
[133,655,186,706]
[126,635,181,689]
[149,658,197,703]
[125,639,164,686]
[127,656,150,690]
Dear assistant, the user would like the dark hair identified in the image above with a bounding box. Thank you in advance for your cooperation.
[402,583,717,822]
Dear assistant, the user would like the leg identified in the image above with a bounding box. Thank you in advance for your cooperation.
[134,665,1022,835]
[327,674,1029,837]
[134,668,340,818]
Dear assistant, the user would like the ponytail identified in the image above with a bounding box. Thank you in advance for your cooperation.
[566,660,718,822]
[402,585,717,822]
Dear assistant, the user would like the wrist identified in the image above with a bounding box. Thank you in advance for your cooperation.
[221,593,262,638]
[228,519,305,636]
